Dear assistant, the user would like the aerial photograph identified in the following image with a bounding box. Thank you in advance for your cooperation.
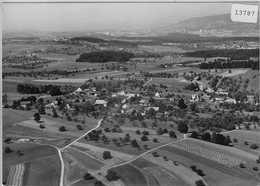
[2,2,260,186]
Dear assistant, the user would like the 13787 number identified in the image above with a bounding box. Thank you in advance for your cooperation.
[235,10,255,16]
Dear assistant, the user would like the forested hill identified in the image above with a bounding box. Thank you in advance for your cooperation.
[76,51,134,63]
[184,49,259,60]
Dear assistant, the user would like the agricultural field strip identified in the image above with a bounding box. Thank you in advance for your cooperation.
[225,130,260,144]
[172,141,244,166]
[69,146,110,166]
[58,119,103,186]
[6,163,25,186]
[159,168,177,179]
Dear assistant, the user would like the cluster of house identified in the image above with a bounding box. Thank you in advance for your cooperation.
[190,87,256,105]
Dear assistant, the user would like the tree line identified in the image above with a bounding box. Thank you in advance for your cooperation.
[190,131,232,146]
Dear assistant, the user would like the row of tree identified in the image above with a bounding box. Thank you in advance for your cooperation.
[190,131,232,146]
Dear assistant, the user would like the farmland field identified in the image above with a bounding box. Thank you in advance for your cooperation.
[3,142,60,186]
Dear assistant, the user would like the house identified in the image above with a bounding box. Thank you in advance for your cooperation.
[205,87,214,93]
[155,92,161,98]
[74,87,82,94]
[20,101,31,108]
[225,98,236,104]
[191,94,199,102]
[122,104,130,109]
[94,100,107,107]
[246,95,255,103]
[215,97,224,103]
[216,88,228,96]
[147,107,159,112]
[139,99,149,106]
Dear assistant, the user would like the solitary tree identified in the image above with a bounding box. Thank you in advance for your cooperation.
[106,169,119,181]
[103,151,113,160]
[59,126,67,132]
[33,113,41,123]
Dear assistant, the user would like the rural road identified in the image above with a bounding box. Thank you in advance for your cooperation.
[58,119,103,186]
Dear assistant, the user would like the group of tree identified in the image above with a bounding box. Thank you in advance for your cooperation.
[17,83,63,96]
[190,131,232,146]
[76,51,134,63]
[190,165,205,176]
[85,130,102,141]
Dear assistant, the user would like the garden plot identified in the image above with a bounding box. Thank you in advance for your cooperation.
[172,140,244,166]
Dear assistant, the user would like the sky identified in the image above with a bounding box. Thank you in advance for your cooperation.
[3,3,235,31]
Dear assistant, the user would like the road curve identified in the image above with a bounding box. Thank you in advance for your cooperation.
[58,119,103,186]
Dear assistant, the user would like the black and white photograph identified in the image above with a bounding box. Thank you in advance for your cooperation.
[2,1,260,186]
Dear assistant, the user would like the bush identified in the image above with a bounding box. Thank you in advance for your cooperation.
[253,166,258,171]
[136,130,141,135]
[4,138,12,143]
[83,173,93,180]
[190,165,197,172]
[239,163,245,168]
[5,147,13,153]
[104,128,111,132]
[250,144,259,149]
[39,124,45,129]
[152,152,159,157]
[59,126,67,132]
[153,138,159,143]
[76,125,83,130]
[141,135,149,141]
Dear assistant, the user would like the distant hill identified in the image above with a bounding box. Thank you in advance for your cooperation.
[163,14,259,37]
